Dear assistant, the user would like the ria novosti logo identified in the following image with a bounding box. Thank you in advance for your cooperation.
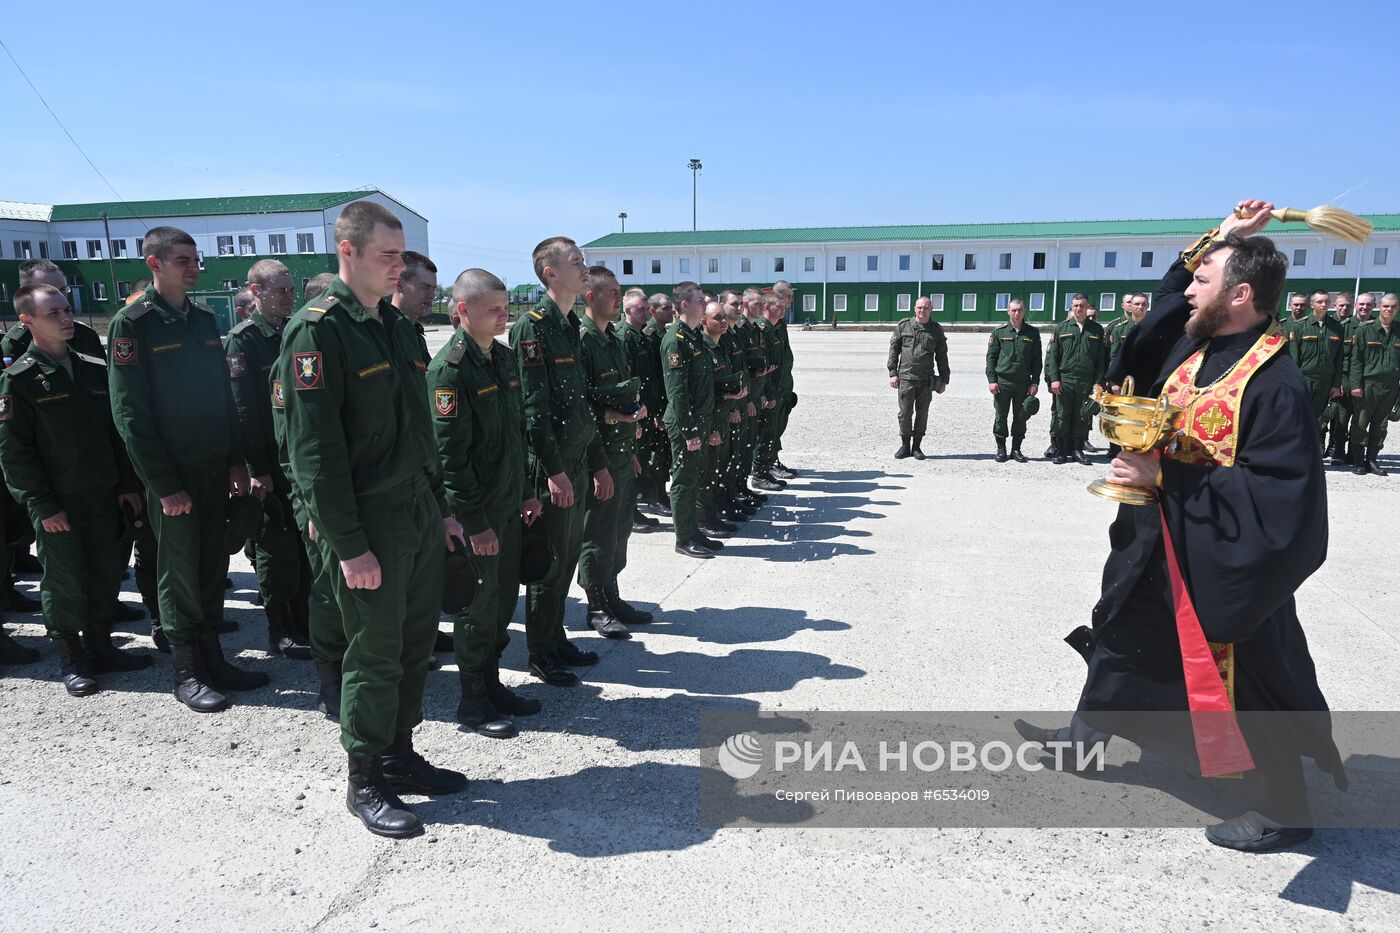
[717,733,763,779]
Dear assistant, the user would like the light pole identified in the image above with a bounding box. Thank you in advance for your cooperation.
[687,158,702,231]
[618,211,627,232]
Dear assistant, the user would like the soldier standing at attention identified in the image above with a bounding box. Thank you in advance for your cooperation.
[3,259,107,363]
[108,226,263,713]
[753,293,793,483]
[641,293,675,516]
[1286,292,1309,325]
[984,298,1041,463]
[577,266,652,638]
[663,282,719,559]
[886,296,950,460]
[1354,292,1376,326]
[508,237,613,687]
[1106,293,1148,375]
[391,250,438,366]
[719,290,763,519]
[1044,293,1108,465]
[0,284,150,694]
[278,201,467,838]
[223,259,312,660]
[698,300,746,538]
[428,268,543,737]
[619,288,661,532]
[769,281,799,478]
[1286,289,1346,442]
[743,289,781,492]
[1347,293,1400,476]
[1327,292,1356,463]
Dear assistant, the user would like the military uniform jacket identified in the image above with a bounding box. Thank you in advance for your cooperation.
[707,331,744,418]
[888,317,951,384]
[1106,316,1136,368]
[428,329,528,536]
[1339,316,1360,380]
[508,298,607,477]
[984,322,1042,384]
[661,320,714,440]
[774,320,796,395]
[223,311,286,490]
[2,319,105,366]
[579,315,639,453]
[643,318,669,417]
[757,319,787,397]
[735,318,769,404]
[619,320,663,416]
[0,346,135,519]
[1347,319,1400,391]
[108,288,244,498]
[718,329,747,408]
[277,276,447,562]
[1287,315,1345,388]
[1044,318,1107,386]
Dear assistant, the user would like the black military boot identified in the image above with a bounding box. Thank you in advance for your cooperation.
[557,638,599,666]
[347,753,421,839]
[265,603,312,660]
[750,472,782,491]
[1367,447,1388,476]
[0,623,40,665]
[584,586,630,639]
[1044,440,1060,460]
[632,508,660,533]
[380,730,468,796]
[456,669,517,738]
[528,652,580,686]
[52,633,99,697]
[1352,448,1370,475]
[82,621,153,673]
[1072,442,1093,466]
[285,596,313,646]
[150,618,170,654]
[1010,439,1028,463]
[171,642,229,712]
[197,633,271,691]
[701,507,736,537]
[771,461,796,480]
[894,436,912,459]
[910,436,927,461]
[605,578,654,625]
[651,493,673,517]
[485,657,542,716]
[1053,437,1072,465]
[675,539,716,560]
[994,438,1009,463]
[315,658,342,721]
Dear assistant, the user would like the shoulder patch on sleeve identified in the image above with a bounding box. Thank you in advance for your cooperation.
[113,337,138,364]
[434,387,458,418]
[668,350,683,369]
[520,339,543,366]
[0,395,11,421]
[292,351,323,389]
[226,352,248,378]
[271,379,285,409]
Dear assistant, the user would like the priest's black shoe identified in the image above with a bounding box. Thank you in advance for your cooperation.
[557,639,599,666]
[0,624,40,665]
[381,730,468,796]
[676,539,715,559]
[1205,811,1313,852]
[529,653,580,686]
[171,643,229,713]
[485,658,541,715]
[347,753,422,839]
[1013,719,1064,746]
[52,633,99,696]
[82,622,153,673]
[605,580,653,625]
[456,670,518,738]
[198,634,270,691]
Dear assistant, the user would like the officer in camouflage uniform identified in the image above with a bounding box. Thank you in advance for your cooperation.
[984,297,1042,463]
[108,227,264,714]
[1044,293,1107,465]
[1286,289,1346,442]
[1347,293,1400,476]
[619,289,661,532]
[508,237,613,687]
[663,282,719,559]
[0,284,150,694]
[886,295,950,460]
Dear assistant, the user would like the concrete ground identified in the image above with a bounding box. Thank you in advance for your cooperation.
[2,329,1397,932]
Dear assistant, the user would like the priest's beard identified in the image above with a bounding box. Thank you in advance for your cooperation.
[1185,293,1231,341]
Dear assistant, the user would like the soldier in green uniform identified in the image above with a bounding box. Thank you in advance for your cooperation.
[1044,293,1107,465]
[108,226,264,713]
[392,251,438,363]
[640,292,675,515]
[508,237,613,687]
[886,295,950,460]
[744,290,782,492]
[0,284,151,694]
[984,297,1042,463]
[1286,289,1346,442]
[577,266,653,638]
[718,290,764,519]
[2,259,107,363]
[698,300,747,538]
[429,268,543,737]
[768,284,799,478]
[619,289,661,533]
[1106,293,1148,375]
[224,259,312,660]
[1285,292,1309,325]
[752,293,790,486]
[278,201,467,838]
[1326,292,1356,463]
[663,282,719,559]
[1347,293,1400,476]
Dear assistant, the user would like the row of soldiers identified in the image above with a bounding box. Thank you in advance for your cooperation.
[0,201,802,839]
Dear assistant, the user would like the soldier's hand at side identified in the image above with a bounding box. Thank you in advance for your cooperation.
[729,410,740,424]
[1352,388,1364,398]
[116,492,144,515]
[42,511,71,533]
[635,404,648,421]
[988,383,999,395]
[1108,451,1158,488]
[708,431,721,447]
[1329,387,1343,399]
[1028,384,1038,396]
[228,465,250,497]
[469,528,499,557]
[746,402,757,418]
[936,381,947,395]
[593,468,614,502]
[443,516,465,551]
[250,474,273,502]
[306,520,317,542]
[547,471,574,508]
[686,437,702,452]
[1050,381,1063,395]
[888,376,899,389]
[161,491,193,516]
[341,550,382,590]
[521,497,542,526]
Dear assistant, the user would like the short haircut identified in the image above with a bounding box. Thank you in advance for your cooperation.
[772,280,793,296]
[1201,234,1288,316]
[1290,293,1307,303]
[334,201,402,251]
[401,250,437,284]
[1381,293,1398,303]
[131,277,151,293]
[14,283,64,318]
[143,225,197,260]
[234,287,256,311]
[532,236,577,283]
[586,265,618,297]
[672,281,703,307]
[451,268,507,305]
[246,258,290,286]
[742,288,762,302]
[718,289,740,303]
[1071,293,1089,303]
[623,287,647,303]
[1311,289,1331,301]
[648,292,671,309]
[303,272,337,304]
[1007,297,1024,308]
[18,258,62,285]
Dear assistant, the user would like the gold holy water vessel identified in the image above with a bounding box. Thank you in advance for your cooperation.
[1087,377,1184,506]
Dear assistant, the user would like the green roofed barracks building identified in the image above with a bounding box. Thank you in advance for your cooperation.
[0,189,428,330]
[582,215,1400,324]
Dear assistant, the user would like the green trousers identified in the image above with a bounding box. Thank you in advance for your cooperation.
[725,412,757,497]
[525,457,587,656]
[897,377,934,437]
[668,424,708,542]
[303,518,347,665]
[1351,381,1400,454]
[751,406,775,474]
[700,415,733,514]
[773,387,794,457]
[145,461,231,646]
[992,381,1032,440]
[579,445,636,590]
[1049,380,1094,443]
[329,478,443,756]
[638,418,670,503]
[1302,377,1332,440]
[31,488,122,637]
[452,505,521,671]
[252,491,310,605]
[1328,392,1355,451]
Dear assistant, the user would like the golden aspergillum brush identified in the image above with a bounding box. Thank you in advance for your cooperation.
[1234,204,1373,243]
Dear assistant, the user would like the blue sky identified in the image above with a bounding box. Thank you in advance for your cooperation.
[3,0,1396,286]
